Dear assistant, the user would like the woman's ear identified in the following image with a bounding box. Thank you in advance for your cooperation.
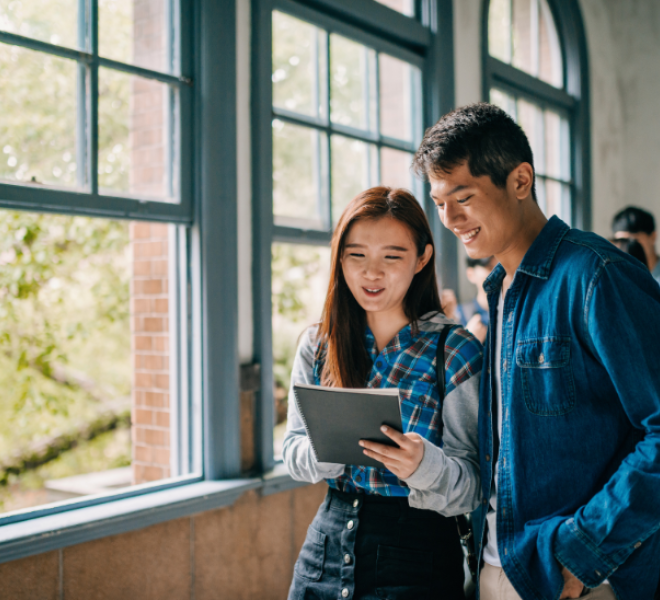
[415,244,434,274]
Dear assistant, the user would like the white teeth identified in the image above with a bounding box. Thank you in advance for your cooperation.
[461,228,480,241]
[366,288,382,293]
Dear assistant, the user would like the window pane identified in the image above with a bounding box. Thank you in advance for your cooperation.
[538,0,563,88]
[379,54,419,142]
[0,43,80,188]
[330,35,377,132]
[516,98,544,173]
[272,11,326,118]
[272,243,330,459]
[512,0,533,75]
[544,179,571,223]
[0,0,79,49]
[380,148,413,190]
[488,0,512,63]
[373,0,415,17]
[99,0,172,73]
[331,136,374,221]
[0,212,193,514]
[99,68,175,201]
[273,120,327,229]
[490,88,516,119]
[544,110,570,181]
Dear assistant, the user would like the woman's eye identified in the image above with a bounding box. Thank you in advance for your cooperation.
[385,255,402,260]
[348,252,364,258]
[457,195,473,204]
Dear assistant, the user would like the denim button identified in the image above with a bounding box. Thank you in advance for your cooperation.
[353,499,359,508]
[355,475,362,483]
[635,541,642,549]
[344,553,352,564]
[342,589,349,598]
[503,359,508,371]
[347,520,354,530]
[376,360,383,369]
[539,353,545,364]
[508,312,513,322]
[595,570,602,577]
[485,454,491,462]
[483,498,487,505]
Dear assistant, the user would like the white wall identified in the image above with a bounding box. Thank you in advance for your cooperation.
[579,0,660,237]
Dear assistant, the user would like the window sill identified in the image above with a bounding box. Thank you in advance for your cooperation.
[0,466,308,565]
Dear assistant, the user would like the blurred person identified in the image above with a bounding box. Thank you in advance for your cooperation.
[612,206,660,284]
[609,237,648,269]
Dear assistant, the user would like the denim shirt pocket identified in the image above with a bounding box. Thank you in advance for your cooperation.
[515,336,576,416]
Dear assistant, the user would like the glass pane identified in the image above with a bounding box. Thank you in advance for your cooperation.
[331,136,372,221]
[272,243,331,459]
[544,110,570,181]
[512,0,533,75]
[490,88,516,119]
[330,35,376,131]
[0,0,79,49]
[538,0,563,88]
[272,11,326,118]
[544,179,571,222]
[99,68,174,200]
[488,0,512,63]
[373,0,415,17]
[380,148,413,191]
[273,120,327,229]
[379,54,419,142]
[0,44,79,188]
[99,0,171,73]
[516,98,543,174]
[0,212,193,514]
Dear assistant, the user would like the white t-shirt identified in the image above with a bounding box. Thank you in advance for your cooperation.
[483,291,504,567]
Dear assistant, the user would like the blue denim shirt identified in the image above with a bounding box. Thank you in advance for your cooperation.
[473,216,660,600]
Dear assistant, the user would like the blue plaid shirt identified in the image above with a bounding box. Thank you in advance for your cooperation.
[313,323,482,496]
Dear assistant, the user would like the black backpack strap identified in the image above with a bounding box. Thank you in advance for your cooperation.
[435,324,479,587]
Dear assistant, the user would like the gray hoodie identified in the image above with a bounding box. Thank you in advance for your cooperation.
[282,312,482,516]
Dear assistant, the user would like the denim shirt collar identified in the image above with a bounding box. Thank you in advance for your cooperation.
[483,215,570,294]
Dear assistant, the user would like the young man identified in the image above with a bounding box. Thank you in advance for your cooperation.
[412,103,660,600]
[612,206,660,284]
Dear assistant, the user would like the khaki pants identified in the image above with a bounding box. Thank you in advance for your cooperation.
[479,563,616,600]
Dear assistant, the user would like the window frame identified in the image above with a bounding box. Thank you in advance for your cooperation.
[0,0,244,548]
[481,0,591,229]
[0,0,194,223]
[252,0,457,472]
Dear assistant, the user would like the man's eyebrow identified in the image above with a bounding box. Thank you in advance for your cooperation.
[430,184,469,200]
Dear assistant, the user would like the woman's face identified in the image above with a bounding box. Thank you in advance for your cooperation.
[341,217,432,319]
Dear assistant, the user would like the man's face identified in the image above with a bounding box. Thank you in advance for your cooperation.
[613,230,657,262]
[429,162,526,259]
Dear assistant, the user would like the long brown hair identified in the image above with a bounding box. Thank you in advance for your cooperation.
[317,186,442,388]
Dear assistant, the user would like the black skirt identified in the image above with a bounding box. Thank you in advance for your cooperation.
[288,488,466,600]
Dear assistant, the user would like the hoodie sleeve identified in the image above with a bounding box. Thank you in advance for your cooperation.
[281,326,346,483]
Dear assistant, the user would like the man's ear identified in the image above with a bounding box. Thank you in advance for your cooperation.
[510,162,535,201]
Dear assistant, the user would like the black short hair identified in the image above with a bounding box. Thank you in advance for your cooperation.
[610,238,649,268]
[466,256,494,269]
[412,102,536,200]
[611,206,655,235]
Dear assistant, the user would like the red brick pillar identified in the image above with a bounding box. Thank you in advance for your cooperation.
[130,223,170,484]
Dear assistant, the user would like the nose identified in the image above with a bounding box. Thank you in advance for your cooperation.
[440,201,465,231]
[363,258,383,280]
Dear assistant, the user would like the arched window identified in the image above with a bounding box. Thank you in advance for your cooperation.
[483,0,590,228]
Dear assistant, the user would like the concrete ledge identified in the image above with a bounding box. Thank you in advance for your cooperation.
[0,468,305,565]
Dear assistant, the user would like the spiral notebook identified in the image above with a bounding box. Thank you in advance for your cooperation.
[293,383,403,468]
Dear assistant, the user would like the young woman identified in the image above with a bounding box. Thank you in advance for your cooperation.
[283,187,483,600]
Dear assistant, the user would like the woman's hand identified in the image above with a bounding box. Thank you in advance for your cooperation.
[359,426,425,479]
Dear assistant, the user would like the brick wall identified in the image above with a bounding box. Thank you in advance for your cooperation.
[130,223,170,484]
[130,0,171,485]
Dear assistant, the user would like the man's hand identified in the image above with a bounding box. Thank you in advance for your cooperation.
[441,289,458,321]
[466,314,488,343]
[359,426,425,479]
[559,566,585,599]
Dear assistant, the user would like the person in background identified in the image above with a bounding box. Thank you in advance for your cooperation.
[612,206,660,284]
[610,237,648,269]
[442,256,496,344]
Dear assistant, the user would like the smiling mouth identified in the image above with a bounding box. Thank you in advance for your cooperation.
[459,227,481,244]
[363,287,384,297]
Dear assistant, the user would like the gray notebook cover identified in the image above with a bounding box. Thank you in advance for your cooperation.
[293,383,403,469]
